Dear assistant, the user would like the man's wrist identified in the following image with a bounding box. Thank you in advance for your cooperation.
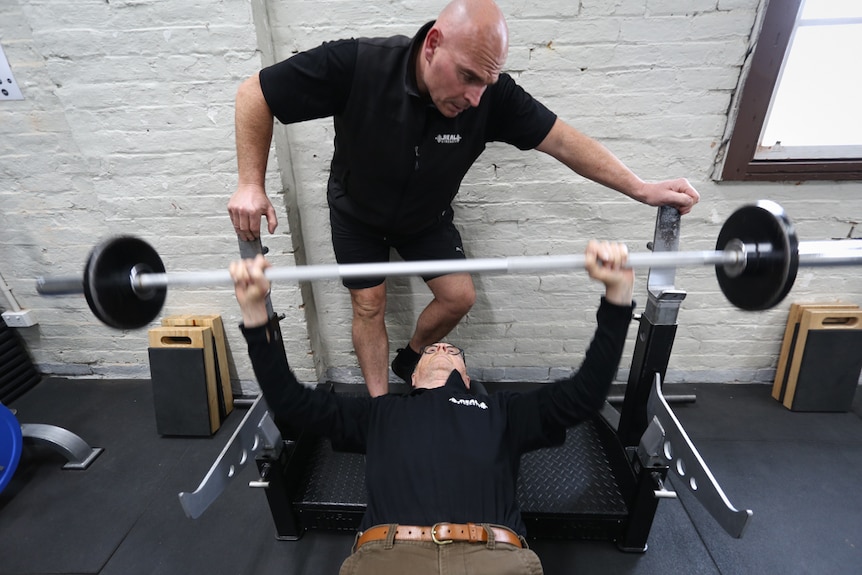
[236,181,267,193]
[604,284,634,306]
[241,304,270,328]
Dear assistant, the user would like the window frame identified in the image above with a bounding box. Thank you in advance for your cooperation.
[720,0,862,181]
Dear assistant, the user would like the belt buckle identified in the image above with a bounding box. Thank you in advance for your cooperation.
[431,523,453,545]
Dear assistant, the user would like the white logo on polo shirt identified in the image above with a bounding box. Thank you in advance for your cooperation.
[435,134,462,144]
[449,397,488,409]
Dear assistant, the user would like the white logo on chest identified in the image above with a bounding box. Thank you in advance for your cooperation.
[449,397,488,409]
[435,134,462,144]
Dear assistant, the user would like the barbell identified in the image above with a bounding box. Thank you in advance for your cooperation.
[35,201,862,330]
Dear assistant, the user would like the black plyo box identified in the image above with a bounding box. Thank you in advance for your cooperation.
[148,347,215,436]
[148,325,220,436]
[783,309,862,412]
[773,303,858,404]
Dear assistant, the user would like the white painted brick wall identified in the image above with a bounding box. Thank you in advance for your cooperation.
[0,0,314,393]
[1,0,860,393]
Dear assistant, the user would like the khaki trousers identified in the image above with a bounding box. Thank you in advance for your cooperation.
[339,532,544,575]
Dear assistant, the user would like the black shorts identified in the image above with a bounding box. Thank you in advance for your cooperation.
[329,207,467,290]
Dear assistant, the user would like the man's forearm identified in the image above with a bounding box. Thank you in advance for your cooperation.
[536,118,645,200]
[235,73,275,188]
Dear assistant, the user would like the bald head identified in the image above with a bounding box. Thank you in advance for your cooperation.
[436,0,508,62]
[416,0,509,117]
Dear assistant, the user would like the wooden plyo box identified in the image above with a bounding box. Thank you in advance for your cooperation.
[148,326,220,436]
[161,314,234,419]
[773,304,862,412]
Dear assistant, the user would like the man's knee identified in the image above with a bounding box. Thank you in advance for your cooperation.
[429,274,476,315]
[450,283,476,315]
[350,286,386,320]
[463,281,477,309]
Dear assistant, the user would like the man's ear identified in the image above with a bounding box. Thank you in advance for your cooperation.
[424,27,442,59]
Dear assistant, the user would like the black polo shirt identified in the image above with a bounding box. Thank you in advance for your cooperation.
[258,22,558,236]
[241,298,633,536]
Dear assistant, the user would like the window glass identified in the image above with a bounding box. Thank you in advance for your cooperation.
[757,0,862,160]
[800,0,862,19]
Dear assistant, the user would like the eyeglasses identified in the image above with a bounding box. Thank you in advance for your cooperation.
[420,343,464,358]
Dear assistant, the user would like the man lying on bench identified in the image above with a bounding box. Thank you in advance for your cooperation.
[229,241,634,575]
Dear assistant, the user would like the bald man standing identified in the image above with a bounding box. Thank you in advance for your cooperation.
[229,0,699,397]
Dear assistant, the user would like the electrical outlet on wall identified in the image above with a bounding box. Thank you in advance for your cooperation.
[2,310,38,328]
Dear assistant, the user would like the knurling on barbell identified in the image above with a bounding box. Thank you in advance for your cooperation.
[35,201,862,330]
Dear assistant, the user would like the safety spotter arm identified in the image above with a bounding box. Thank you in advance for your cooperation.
[640,374,753,538]
[178,394,282,519]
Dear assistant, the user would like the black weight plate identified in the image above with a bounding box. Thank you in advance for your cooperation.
[715,200,799,310]
[0,402,23,493]
[84,236,167,329]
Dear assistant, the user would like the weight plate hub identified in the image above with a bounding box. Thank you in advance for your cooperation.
[0,403,23,493]
[715,200,799,311]
[84,236,167,329]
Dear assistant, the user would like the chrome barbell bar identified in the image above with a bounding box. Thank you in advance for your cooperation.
[137,240,862,290]
[139,249,744,291]
[31,197,862,329]
[36,240,862,297]
[796,240,862,266]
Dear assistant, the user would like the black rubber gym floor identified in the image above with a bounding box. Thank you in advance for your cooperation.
[1,377,860,575]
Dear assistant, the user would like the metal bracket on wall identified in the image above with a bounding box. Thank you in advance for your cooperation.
[0,45,24,101]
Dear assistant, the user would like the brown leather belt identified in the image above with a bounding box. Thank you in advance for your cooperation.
[355,523,523,550]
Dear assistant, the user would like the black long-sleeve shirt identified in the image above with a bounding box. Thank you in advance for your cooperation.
[241,298,633,535]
